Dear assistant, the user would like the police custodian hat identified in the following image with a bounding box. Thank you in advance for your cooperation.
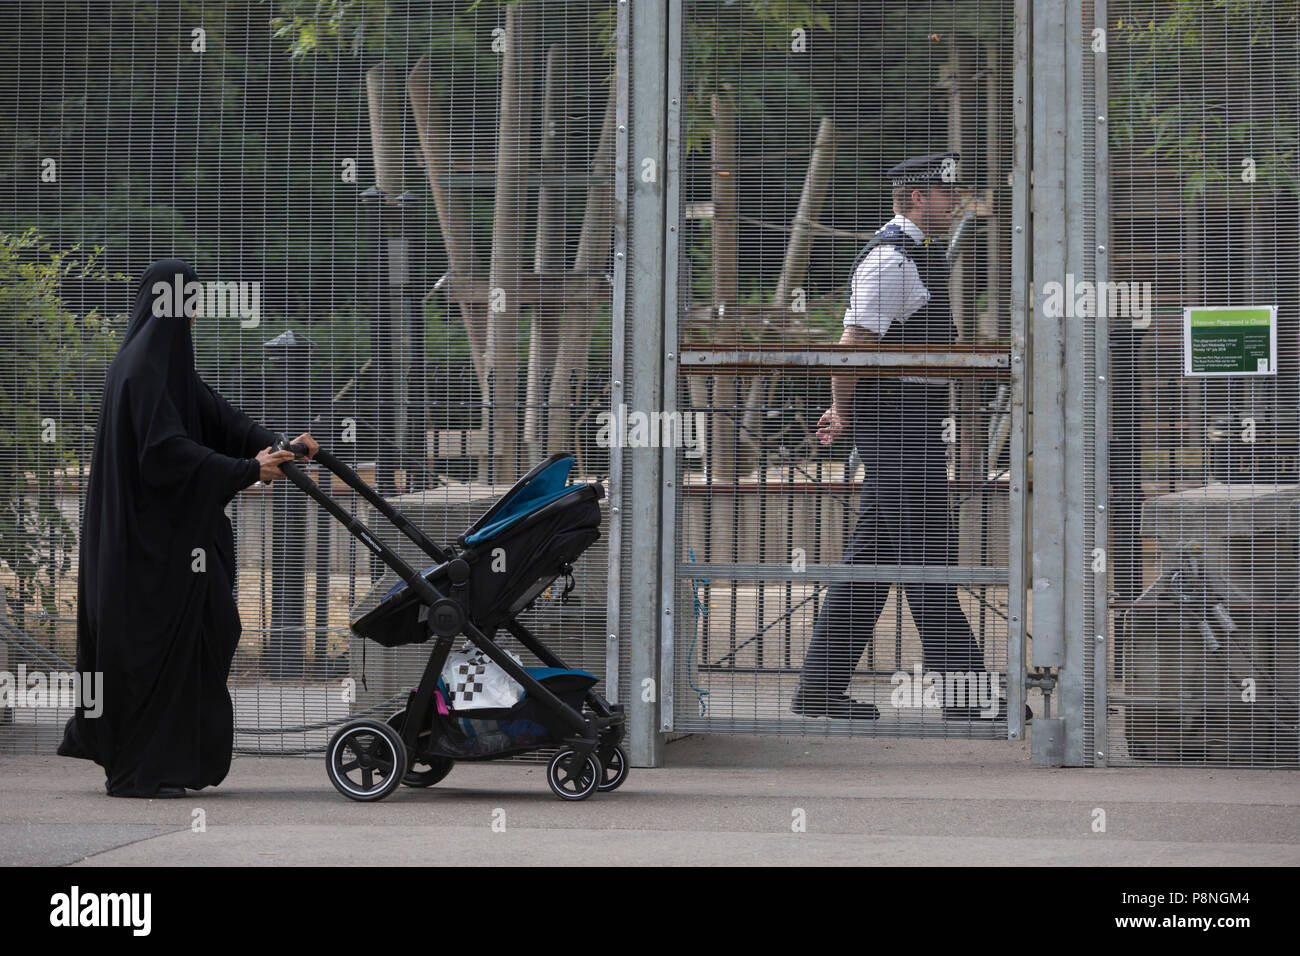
[887,152,960,187]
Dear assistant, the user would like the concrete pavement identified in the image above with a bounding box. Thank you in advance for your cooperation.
[2,734,1298,865]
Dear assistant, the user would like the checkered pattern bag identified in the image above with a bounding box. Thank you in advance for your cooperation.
[440,644,524,711]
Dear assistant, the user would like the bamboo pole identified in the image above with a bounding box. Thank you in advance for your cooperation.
[946,41,983,571]
[773,116,837,310]
[486,3,538,481]
[710,92,745,480]
[365,61,413,492]
[983,39,1005,345]
[409,56,489,390]
[547,82,616,457]
[366,62,407,196]
[735,116,839,476]
[526,44,568,460]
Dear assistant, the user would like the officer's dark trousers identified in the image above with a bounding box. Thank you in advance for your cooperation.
[798,379,985,700]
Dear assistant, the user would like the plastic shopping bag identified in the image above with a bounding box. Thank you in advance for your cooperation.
[440,643,525,711]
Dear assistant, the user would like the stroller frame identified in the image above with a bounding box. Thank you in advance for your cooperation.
[275,440,627,801]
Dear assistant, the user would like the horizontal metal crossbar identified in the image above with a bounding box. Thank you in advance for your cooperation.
[678,479,1017,495]
[671,716,1012,738]
[678,562,1009,585]
[679,347,1011,375]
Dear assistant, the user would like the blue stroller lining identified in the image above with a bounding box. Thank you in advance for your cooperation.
[353,456,603,646]
[463,456,586,545]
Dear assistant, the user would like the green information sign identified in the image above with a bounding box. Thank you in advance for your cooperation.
[1184,305,1276,377]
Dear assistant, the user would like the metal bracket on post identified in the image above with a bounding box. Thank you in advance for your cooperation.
[1031,718,1066,766]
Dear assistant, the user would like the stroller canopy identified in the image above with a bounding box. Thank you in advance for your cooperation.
[462,454,582,546]
[355,453,604,644]
[378,453,588,603]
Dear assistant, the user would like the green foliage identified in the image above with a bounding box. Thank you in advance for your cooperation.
[0,0,377,321]
[800,304,843,337]
[0,231,125,629]
[683,1,830,153]
[271,0,560,75]
[271,0,389,58]
[422,302,470,368]
[1111,0,1300,201]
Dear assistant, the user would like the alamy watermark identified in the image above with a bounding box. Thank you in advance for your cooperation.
[50,886,151,936]
[595,403,706,458]
[0,665,103,717]
[1041,273,1152,328]
[151,272,260,328]
[890,665,1002,718]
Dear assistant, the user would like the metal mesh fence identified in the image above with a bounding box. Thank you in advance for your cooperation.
[4,0,1295,771]
[0,0,618,760]
[1105,0,1300,767]
[669,1,1024,736]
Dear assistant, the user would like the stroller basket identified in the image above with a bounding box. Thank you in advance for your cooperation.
[427,668,600,759]
[352,455,603,647]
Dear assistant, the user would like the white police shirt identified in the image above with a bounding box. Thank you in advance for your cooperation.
[843,214,951,386]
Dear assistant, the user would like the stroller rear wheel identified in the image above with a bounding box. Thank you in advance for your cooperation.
[327,719,409,802]
[547,748,603,801]
[597,745,629,792]
[386,710,455,787]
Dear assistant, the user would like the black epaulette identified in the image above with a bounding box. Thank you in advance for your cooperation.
[850,224,920,278]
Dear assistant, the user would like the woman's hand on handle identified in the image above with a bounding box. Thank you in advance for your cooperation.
[291,432,320,459]
[255,446,296,483]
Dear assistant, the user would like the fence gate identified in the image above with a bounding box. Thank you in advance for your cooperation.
[646,1,1031,742]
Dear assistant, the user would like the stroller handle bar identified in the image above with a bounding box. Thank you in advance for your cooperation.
[274,435,451,566]
[269,436,452,616]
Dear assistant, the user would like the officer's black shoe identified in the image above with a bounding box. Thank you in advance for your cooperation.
[942,700,1034,722]
[791,690,880,720]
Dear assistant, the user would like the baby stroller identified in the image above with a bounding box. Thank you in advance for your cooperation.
[275,439,627,802]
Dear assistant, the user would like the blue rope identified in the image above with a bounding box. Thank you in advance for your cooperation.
[685,547,710,717]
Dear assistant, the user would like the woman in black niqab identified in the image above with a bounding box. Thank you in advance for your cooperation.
[58,259,308,797]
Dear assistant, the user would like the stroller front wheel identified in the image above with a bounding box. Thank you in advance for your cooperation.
[386,710,455,787]
[326,719,409,802]
[597,745,629,792]
[547,749,603,801]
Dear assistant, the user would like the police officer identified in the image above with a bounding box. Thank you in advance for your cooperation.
[792,152,1017,722]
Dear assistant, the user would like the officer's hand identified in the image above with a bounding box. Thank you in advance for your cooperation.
[816,406,847,445]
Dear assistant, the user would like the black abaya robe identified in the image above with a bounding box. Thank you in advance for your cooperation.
[58,260,278,796]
